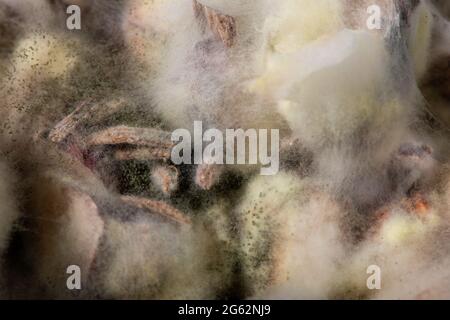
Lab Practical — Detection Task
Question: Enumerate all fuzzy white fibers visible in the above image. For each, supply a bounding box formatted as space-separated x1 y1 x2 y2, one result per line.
95 216 229 299
340 188 450 299
257 26 413 205
139 0 285 131
237 173 348 299
25 174 104 297
8 141 116 298
197 0 265 17
238 170 450 299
